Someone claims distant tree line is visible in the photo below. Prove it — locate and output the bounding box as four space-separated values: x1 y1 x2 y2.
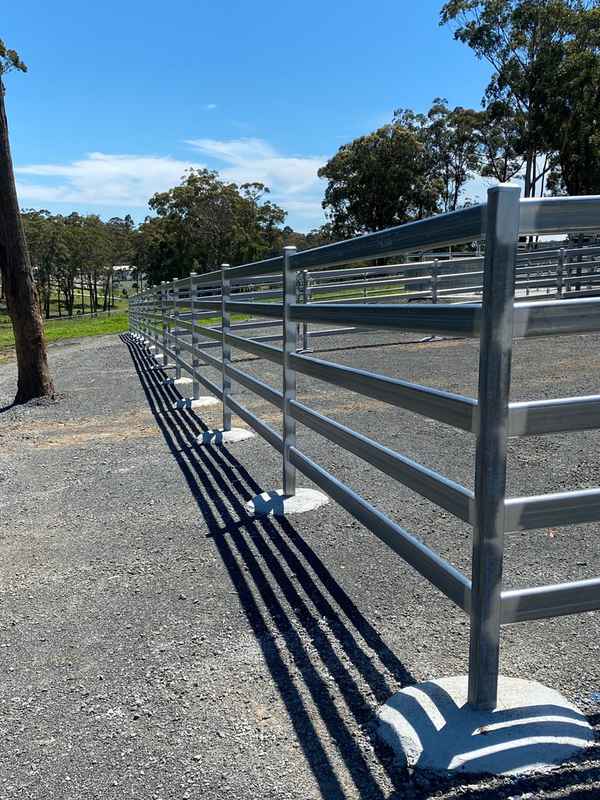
135 171 331 287
12 211 136 318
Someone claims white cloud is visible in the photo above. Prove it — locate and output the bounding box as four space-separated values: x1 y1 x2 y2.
15 139 329 230
204 103 217 110
186 137 327 209
16 152 202 208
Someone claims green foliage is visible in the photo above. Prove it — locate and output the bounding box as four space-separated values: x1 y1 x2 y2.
318 119 442 236
440 0 600 196
21 210 136 317
0 39 27 77
138 169 290 284
421 99 481 211
319 99 483 236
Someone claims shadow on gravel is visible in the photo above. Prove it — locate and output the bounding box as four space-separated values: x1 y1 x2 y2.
122 334 600 800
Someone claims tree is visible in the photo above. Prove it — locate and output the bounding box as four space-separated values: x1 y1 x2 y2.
421 98 481 211
140 169 288 284
0 39 54 403
475 100 525 183
545 6 600 194
22 210 70 318
318 121 442 236
440 0 586 197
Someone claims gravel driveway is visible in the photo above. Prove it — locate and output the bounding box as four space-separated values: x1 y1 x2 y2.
0 330 598 799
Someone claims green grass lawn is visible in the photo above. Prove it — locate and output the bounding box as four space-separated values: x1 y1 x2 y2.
0 308 129 361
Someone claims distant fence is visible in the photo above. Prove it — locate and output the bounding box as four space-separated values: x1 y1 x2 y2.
129 188 600 711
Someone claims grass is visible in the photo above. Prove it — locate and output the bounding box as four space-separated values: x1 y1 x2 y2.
0 307 129 361
0 282 406 365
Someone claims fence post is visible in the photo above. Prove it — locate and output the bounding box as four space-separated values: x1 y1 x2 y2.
302 269 311 351
173 284 181 379
221 264 232 432
557 248 565 298
160 281 168 366
468 184 520 711
431 258 439 304
190 273 199 397
283 246 298 497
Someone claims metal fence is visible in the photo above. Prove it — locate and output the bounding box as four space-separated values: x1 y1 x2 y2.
129 187 600 711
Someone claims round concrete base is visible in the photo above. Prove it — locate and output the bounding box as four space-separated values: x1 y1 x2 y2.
161 377 193 388
246 488 329 517
197 428 255 445
172 397 220 410
377 675 593 776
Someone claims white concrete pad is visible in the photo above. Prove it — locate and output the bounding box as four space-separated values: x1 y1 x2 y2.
161 377 193 388
172 397 220 410
197 428 255 445
246 488 329 517
377 675 594 776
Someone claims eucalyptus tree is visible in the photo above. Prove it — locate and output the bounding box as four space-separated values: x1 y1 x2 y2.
318 120 442 236
440 0 591 197
0 39 54 402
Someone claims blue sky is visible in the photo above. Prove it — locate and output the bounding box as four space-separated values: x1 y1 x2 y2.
4 0 493 231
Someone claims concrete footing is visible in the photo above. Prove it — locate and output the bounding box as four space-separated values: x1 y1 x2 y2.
246 488 329 517
172 397 220 410
197 428 255 445
377 675 594 776
161 377 193 388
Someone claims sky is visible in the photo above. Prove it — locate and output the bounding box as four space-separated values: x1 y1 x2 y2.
4 0 493 232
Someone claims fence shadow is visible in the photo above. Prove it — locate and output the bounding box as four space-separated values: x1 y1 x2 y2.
122 333 415 799
121 334 600 800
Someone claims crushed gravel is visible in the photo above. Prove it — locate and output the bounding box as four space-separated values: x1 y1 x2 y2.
0 329 598 800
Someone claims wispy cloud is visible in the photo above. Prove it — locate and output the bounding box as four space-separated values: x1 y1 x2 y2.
15 138 329 229
204 103 217 110
16 152 201 208
187 137 327 221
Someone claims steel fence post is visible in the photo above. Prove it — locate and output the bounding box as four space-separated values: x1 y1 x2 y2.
283 246 298 497
173 284 181 380
160 281 168 366
557 248 565 298
190 273 199 398
431 258 439 304
468 184 520 711
221 264 232 432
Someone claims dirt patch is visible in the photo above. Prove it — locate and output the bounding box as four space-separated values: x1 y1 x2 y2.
1 407 159 450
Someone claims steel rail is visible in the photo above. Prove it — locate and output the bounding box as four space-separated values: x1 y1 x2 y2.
290 205 484 271
501 577 600 623
508 395 600 436
289 399 473 521
224 332 283 365
226 396 283 452
225 301 285 318
504 487 600 532
289 447 472 611
289 352 477 431
289 303 481 336
519 195 600 235
224 363 283 409
513 298 600 337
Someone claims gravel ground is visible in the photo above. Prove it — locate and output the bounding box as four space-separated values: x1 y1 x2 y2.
0 329 599 800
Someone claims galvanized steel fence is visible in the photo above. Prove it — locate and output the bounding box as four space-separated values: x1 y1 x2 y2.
129 187 600 711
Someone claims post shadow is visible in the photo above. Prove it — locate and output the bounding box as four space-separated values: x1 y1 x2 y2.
121 334 600 799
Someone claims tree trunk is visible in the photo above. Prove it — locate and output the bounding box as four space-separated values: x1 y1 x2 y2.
0 79 54 403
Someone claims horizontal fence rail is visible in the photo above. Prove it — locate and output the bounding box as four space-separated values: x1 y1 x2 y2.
129 188 600 712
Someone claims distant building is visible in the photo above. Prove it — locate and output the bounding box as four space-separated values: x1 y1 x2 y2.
112 266 146 293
